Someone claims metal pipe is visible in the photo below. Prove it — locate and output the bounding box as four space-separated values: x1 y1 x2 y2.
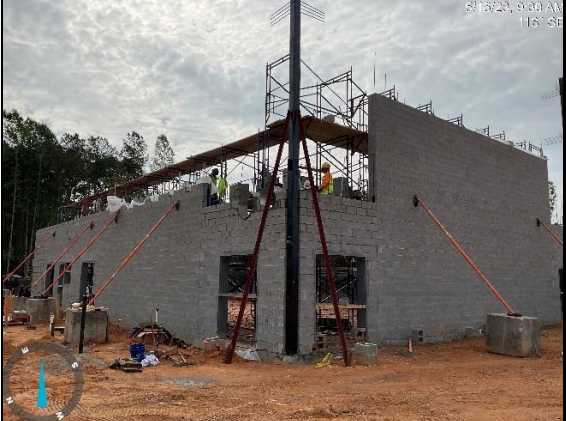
89 201 180 306
537 218 564 247
3 231 55 284
414 196 516 316
31 222 94 291
78 295 88 354
225 113 290 365
300 120 351 367
285 0 302 356
42 213 119 296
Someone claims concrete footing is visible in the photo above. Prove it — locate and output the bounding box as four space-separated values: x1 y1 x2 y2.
26 298 58 324
354 343 379 366
485 314 541 358
64 309 109 346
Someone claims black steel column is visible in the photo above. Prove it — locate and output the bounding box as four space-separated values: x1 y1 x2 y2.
78 294 88 354
285 0 301 355
560 77 563 130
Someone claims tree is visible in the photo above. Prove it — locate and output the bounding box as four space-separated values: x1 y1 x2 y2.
151 134 175 171
549 181 558 214
120 132 148 180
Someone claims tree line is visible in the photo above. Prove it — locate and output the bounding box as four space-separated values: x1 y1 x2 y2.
2 109 175 276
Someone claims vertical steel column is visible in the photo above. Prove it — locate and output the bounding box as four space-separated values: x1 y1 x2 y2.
78 295 88 354
285 0 302 355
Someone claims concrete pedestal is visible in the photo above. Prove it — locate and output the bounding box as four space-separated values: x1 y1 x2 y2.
26 298 58 324
11 297 28 312
486 314 541 358
64 309 109 346
354 343 379 366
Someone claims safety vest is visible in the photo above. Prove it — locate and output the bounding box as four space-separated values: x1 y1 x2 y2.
218 178 228 198
320 173 334 195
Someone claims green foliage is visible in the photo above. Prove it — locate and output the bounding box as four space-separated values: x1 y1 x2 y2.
151 134 175 171
121 131 148 181
549 181 558 214
1 109 174 276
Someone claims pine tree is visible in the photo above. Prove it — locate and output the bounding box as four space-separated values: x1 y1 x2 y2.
121 131 148 179
151 134 175 171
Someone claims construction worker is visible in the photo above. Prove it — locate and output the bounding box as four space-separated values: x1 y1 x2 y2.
209 168 228 202
317 162 334 195
210 168 220 186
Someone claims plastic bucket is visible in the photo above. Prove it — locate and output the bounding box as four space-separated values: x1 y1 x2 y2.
129 343 146 362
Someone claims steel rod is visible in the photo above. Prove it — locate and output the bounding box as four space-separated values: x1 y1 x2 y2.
299 117 350 367
31 222 94 291
225 113 290 364
414 196 516 315
537 219 564 247
42 213 119 296
89 201 180 306
3 231 55 284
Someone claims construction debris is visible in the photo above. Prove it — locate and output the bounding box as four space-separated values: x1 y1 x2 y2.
130 324 189 349
315 353 334 368
235 347 261 362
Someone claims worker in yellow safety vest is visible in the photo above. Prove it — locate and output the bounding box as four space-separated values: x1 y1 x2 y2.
210 168 228 201
317 162 334 195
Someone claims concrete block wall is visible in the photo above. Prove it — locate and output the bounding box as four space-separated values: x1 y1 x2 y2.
33 184 287 351
298 192 379 354
368 93 563 343
31 95 563 354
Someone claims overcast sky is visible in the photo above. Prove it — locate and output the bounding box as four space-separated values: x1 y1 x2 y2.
2 0 564 198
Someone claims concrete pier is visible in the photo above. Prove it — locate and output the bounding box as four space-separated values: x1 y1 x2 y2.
64 308 109 346
486 314 541 358
26 298 58 324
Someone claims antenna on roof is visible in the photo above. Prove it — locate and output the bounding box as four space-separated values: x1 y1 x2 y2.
271 1 325 26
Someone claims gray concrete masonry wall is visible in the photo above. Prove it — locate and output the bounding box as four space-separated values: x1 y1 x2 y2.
33 184 287 353
32 95 563 354
367 93 563 343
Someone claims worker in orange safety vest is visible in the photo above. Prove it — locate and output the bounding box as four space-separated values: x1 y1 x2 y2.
317 162 334 195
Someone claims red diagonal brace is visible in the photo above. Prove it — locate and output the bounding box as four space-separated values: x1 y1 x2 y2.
31 222 94 291
3 231 56 284
537 219 563 247
89 201 180 306
42 212 119 296
414 195 517 316
225 112 290 364
299 113 350 367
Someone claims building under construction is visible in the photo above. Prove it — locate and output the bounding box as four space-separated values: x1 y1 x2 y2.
28 89 563 357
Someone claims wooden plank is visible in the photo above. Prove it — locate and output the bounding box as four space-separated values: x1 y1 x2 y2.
316 304 367 310
218 293 258 299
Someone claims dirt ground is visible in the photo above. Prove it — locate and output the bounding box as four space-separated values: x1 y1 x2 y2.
2 323 563 421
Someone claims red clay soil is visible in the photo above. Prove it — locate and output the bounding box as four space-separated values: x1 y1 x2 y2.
2 324 563 421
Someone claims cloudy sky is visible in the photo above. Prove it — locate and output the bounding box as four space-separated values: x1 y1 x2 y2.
2 0 564 196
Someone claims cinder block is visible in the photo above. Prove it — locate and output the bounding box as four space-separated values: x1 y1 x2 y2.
485 314 541 358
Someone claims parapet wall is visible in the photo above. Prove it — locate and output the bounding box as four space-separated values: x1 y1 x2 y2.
367 93 563 342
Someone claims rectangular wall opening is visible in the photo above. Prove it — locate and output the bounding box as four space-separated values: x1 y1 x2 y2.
44 264 55 297
56 264 68 308
218 255 257 345
315 255 368 351
79 262 95 301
